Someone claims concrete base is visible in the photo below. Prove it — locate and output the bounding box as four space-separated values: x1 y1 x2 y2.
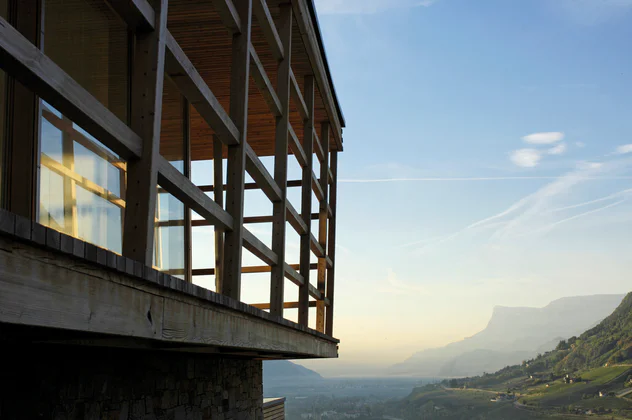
0 343 263 420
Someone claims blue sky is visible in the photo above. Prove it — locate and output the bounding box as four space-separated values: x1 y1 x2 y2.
292 0 632 376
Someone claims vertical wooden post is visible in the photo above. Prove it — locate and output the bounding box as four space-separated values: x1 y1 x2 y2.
6 0 39 220
316 122 330 332
270 3 293 317
325 149 338 337
298 75 314 326
221 0 252 300
213 135 224 293
183 99 192 282
122 0 169 266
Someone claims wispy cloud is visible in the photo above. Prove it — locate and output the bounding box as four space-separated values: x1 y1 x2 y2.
315 0 436 15
547 143 567 156
405 157 632 254
522 132 564 145
615 144 632 155
526 199 628 237
510 148 542 167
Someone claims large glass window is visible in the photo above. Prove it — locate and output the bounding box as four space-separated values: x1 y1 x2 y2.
39 102 125 252
38 0 129 252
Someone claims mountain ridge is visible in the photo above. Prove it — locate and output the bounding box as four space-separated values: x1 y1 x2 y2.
392 294 625 377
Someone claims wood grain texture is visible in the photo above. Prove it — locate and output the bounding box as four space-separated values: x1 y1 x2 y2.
123 0 169 265
298 75 315 326
221 0 253 301
270 3 293 317
0 235 337 357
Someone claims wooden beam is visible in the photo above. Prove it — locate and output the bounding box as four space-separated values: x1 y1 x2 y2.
290 69 308 121
317 122 330 333
288 123 307 168
6 0 39 221
286 201 307 235
107 0 155 32
221 0 253 301
164 31 240 146
252 301 316 310
310 234 324 258
213 136 224 293
311 170 324 202
245 143 282 202
299 75 315 327
0 236 338 358
325 150 338 337
211 0 242 34
313 129 325 163
292 0 344 149
243 228 277 266
284 263 303 287
183 100 193 283
0 15 142 160
122 0 168 265
249 44 282 117
270 3 293 317
157 157 233 231
252 0 284 61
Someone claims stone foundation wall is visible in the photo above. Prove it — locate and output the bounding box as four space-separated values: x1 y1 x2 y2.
0 344 263 420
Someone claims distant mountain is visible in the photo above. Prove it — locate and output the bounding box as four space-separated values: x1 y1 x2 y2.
263 360 323 383
557 292 632 370
392 294 625 377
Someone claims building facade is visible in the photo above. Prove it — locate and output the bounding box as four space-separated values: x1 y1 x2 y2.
0 0 344 418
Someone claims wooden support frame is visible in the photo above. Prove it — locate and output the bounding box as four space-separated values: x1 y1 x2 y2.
325 151 339 336
290 69 309 121
249 44 282 117
122 0 169 265
252 0 284 61
269 3 293 317
0 0 343 342
316 122 330 333
298 75 315 326
165 31 240 146
211 0 242 35
288 123 307 168
221 0 253 301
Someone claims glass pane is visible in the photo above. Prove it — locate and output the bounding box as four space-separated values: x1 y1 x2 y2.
154 188 185 279
38 102 125 253
44 0 129 122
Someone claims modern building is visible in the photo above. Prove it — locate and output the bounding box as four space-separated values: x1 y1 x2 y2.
0 0 344 418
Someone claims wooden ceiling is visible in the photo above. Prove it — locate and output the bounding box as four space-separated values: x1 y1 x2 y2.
161 0 337 162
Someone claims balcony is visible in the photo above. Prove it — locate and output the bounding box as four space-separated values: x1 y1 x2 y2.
0 0 343 359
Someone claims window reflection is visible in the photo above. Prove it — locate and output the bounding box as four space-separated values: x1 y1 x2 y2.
38 102 125 253
154 188 185 279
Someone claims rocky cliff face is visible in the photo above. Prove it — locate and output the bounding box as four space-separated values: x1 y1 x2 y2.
391 294 625 377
